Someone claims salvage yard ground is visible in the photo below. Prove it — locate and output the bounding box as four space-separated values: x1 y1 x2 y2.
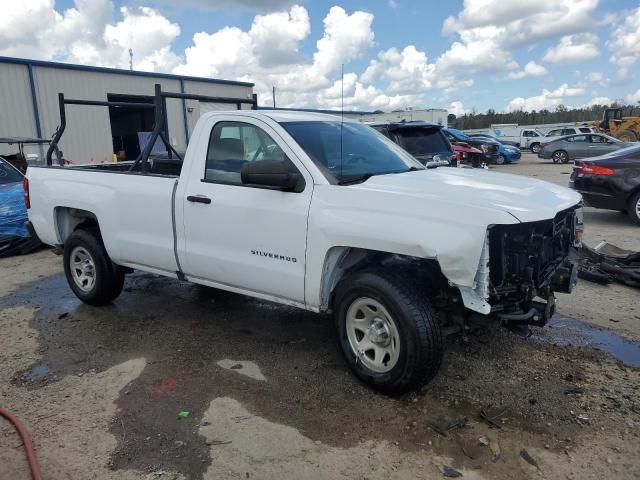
1 152 639 480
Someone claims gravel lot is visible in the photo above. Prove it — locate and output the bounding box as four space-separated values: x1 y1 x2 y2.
1 153 639 480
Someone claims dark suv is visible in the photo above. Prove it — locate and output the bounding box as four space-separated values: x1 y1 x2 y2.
443 128 500 165
369 122 455 166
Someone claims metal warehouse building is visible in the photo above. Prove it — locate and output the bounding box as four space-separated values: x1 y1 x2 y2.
0 56 255 164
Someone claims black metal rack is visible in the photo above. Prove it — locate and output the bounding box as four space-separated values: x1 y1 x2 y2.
46 83 258 172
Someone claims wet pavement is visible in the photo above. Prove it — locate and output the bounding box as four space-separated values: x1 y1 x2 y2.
3 267 639 479
536 315 640 367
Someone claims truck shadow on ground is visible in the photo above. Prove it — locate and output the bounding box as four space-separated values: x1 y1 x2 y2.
3 272 639 479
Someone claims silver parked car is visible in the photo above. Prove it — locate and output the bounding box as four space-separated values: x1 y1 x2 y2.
538 133 630 164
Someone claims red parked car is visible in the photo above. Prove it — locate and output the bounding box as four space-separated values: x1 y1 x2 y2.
452 143 483 167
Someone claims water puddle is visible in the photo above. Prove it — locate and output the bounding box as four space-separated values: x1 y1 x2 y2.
29 362 50 380
534 315 640 367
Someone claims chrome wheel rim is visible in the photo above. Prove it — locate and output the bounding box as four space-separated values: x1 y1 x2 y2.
70 246 96 292
553 151 566 163
532 144 539 153
636 197 640 220
345 297 400 373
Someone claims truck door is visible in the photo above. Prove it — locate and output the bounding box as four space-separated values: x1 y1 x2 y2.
179 116 312 305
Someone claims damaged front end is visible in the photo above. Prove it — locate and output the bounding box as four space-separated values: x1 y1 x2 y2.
471 206 582 326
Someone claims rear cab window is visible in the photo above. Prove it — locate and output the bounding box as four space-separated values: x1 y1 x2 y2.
393 128 451 156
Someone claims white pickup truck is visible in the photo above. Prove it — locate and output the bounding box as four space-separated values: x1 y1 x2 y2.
26 107 583 394
492 127 546 153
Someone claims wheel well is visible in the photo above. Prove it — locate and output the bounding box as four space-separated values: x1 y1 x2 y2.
320 247 449 312
627 185 640 205
54 207 100 244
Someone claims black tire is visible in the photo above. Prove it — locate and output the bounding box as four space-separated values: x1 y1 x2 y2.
552 150 568 164
530 143 540 154
496 154 506 165
63 229 124 305
616 129 638 143
628 191 640 226
333 269 443 396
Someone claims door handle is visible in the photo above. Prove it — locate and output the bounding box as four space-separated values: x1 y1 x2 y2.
187 195 211 204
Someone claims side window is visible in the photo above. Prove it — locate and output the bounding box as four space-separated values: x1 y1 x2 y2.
548 129 561 136
562 129 574 135
567 135 588 143
204 121 289 185
579 127 591 133
523 131 531 137
590 135 606 143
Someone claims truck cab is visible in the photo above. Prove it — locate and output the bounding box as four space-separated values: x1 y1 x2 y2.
26 86 583 395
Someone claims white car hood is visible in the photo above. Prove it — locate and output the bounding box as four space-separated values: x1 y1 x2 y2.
352 167 582 223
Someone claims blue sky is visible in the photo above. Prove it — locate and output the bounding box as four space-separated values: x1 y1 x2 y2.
5 1 640 113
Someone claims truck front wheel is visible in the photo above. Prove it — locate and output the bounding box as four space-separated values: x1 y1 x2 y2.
63 229 124 306
333 270 443 395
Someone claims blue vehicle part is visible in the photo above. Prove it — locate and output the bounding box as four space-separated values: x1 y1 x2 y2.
0 182 29 241
498 144 522 163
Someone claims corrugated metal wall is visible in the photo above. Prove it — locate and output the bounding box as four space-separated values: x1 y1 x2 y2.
0 59 254 164
183 80 254 136
33 68 186 164
0 63 38 156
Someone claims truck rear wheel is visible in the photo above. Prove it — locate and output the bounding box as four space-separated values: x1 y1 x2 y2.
530 143 540 154
63 229 124 306
333 270 443 395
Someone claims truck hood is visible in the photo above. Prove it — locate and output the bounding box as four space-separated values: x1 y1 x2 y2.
351 168 581 223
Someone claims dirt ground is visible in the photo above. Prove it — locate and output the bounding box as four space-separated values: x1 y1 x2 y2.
1 153 639 480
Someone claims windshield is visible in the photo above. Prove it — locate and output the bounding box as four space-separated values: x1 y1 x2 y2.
281 121 424 183
0 158 23 185
394 128 450 157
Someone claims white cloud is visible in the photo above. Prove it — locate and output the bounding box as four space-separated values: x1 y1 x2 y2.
248 6 310 67
0 0 180 71
587 96 612 106
543 34 599 63
607 6 640 68
448 101 466 116
312 7 374 77
435 0 600 83
586 71 604 83
153 0 298 11
506 83 586 111
507 61 549 79
361 46 436 94
443 0 599 46
628 90 640 104
175 5 408 110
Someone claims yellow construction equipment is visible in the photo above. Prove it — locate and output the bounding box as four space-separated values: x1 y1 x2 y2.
596 108 640 142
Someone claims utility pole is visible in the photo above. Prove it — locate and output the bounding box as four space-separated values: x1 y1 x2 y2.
129 48 133 71
272 86 276 108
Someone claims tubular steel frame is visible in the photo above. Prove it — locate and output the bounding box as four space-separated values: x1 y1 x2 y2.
46 83 258 171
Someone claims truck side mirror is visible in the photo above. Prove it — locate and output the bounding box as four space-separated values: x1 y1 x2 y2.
241 160 304 192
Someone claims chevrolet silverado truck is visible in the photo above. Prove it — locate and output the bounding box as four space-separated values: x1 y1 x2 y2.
26 88 583 395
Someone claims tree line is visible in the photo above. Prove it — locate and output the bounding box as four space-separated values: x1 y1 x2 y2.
448 102 639 130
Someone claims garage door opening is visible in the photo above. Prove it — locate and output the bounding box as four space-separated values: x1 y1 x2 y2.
107 94 162 161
